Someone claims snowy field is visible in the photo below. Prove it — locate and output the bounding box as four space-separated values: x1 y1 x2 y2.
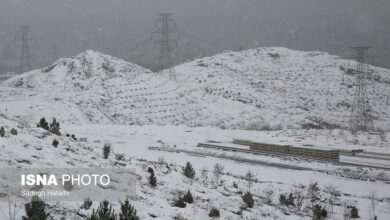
0 47 390 219
0 119 389 219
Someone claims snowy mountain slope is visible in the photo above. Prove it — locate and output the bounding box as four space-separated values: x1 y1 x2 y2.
0 50 262 128
1 47 390 130
170 47 390 130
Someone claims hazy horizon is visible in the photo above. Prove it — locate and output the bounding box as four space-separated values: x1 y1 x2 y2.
0 0 389 71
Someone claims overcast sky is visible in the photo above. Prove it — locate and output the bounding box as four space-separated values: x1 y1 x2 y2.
0 0 389 70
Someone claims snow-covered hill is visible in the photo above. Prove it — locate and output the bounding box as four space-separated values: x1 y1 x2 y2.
0 50 261 128
1 47 390 130
169 47 390 130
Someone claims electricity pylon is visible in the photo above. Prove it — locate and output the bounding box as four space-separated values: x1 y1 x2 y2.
151 13 180 78
349 46 374 132
16 26 32 74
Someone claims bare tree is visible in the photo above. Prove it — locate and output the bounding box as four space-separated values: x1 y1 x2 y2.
200 166 208 182
262 187 274 203
325 184 340 215
343 203 351 220
294 184 305 211
0 194 17 220
245 169 255 192
213 163 224 186
368 192 377 220
307 182 320 208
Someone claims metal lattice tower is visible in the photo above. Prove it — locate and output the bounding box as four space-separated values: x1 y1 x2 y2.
16 26 33 74
151 13 180 76
349 46 374 132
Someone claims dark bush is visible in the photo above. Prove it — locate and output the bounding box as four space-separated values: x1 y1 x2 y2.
119 199 139 220
89 200 116 220
37 118 49 130
350 205 359 218
182 190 193 204
183 161 195 179
10 128 17 135
208 207 220 217
312 204 327 220
0 126 5 137
49 118 61 135
52 139 59 148
173 196 186 208
81 198 92 210
147 167 154 174
22 197 50 220
242 191 254 208
279 193 294 206
103 143 111 159
148 171 157 187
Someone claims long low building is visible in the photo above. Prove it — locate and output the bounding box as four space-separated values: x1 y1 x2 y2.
233 139 340 162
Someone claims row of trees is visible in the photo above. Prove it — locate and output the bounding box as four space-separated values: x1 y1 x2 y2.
20 197 139 220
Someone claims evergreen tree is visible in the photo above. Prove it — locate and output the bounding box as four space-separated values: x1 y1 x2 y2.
148 171 157 187
350 206 359 218
49 118 61 135
242 191 254 208
103 143 111 159
52 139 59 148
22 197 50 220
182 190 193 204
119 200 139 220
0 126 5 137
183 161 195 179
208 207 220 217
89 200 116 220
37 118 49 131
173 196 186 208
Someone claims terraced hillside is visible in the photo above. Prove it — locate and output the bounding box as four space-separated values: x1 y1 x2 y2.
0 50 261 128
170 47 390 130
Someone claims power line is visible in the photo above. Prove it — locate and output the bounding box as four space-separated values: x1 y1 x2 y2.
151 13 180 77
349 46 374 132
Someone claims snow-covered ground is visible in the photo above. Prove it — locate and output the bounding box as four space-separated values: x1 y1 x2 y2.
0 47 390 219
0 120 389 219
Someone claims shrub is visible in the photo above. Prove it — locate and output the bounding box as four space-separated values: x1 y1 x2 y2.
233 182 238 189
279 193 294 206
183 162 195 179
182 190 193 204
242 191 254 208
49 118 61 135
312 204 327 220
208 207 220 217
173 196 186 208
103 143 111 159
213 163 224 186
22 197 50 220
37 118 49 130
52 139 59 148
119 199 139 220
148 171 157 187
350 205 359 218
0 126 5 137
81 198 93 210
10 128 17 135
147 167 154 174
90 200 116 220
63 180 74 192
